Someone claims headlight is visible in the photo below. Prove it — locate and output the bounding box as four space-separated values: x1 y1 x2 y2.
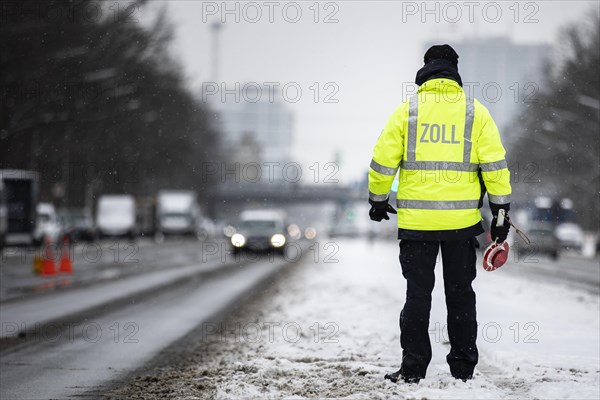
223 225 236 237
271 233 286 247
304 227 317 240
231 233 246 247
287 224 302 240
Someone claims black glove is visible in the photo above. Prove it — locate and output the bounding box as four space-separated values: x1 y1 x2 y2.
490 202 510 242
369 198 397 222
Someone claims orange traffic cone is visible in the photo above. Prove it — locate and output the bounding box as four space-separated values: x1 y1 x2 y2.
59 236 73 274
41 237 57 276
33 251 43 275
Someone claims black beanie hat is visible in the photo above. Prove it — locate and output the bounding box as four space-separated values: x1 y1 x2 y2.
415 44 463 86
423 44 459 66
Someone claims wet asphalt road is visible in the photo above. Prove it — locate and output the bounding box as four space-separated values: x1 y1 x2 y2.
0 243 297 399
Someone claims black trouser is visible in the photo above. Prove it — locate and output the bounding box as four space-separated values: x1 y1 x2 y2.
398 238 478 380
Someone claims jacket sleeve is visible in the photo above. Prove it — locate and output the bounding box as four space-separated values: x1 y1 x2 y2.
368 105 405 202
474 102 512 207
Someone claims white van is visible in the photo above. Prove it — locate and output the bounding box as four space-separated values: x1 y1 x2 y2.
96 195 137 239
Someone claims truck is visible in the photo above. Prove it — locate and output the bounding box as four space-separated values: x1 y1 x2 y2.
0 170 39 248
96 194 137 239
0 179 5 249
155 190 200 238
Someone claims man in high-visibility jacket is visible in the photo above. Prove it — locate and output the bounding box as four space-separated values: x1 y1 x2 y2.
368 44 511 384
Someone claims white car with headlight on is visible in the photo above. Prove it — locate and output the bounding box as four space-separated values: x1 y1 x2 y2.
231 210 288 256
555 222 584 253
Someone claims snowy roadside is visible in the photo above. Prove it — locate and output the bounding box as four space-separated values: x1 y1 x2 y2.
107 238 600 399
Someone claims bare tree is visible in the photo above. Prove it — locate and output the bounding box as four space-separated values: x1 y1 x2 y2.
509 11 600 229
1 0 219 207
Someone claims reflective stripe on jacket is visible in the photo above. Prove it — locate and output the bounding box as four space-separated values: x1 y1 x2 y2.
368 78 511 231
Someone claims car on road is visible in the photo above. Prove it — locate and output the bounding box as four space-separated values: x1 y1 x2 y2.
230 210 288 256
34 203 63 244
516 221 559 261
155 190 201 238
96 195 137 239
60 208 97 242
196 215 217 241
555 222 584 253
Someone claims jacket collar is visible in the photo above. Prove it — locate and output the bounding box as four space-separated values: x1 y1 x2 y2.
418 78 464 94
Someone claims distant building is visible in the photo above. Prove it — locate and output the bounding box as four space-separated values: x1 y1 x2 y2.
208 83 294 168
427 37 550 139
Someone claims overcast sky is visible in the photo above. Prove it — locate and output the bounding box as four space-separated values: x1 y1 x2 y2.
142 1 598 184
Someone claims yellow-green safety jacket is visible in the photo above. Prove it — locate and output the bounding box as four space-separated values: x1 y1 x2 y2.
368 78 511 234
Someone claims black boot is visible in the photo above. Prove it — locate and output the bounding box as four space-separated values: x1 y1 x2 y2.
384 368 421 384
451 370 473 382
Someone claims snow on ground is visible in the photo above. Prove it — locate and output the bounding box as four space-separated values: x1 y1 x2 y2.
108 238 600 399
